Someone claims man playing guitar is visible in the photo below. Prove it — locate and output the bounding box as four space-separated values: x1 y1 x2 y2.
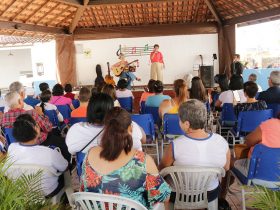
111 53 141 90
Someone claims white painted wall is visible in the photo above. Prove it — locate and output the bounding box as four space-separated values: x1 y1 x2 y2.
75 34 219 86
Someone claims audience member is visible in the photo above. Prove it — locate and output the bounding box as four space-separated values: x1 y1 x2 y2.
215 75 246 107
71 87 90 118
234 81 267 116
139 79 156 104
37 82 49 98
145 80 171 107
24 87 40 108
50 84 74 110
101 84 120 107
64 83 75 100
94 64 105 88
0 90 5 108
159 99 230 203
66 93 145 155
5 114 68 197
116 79 134 99
80 107 171 209
257 71 280 104
37 90 63 123
159 79 188 118
248 73 262 92
189 76 208 103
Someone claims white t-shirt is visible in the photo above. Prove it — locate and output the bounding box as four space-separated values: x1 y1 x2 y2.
218 90 246 105
0 98 5 107
66 121 143 155
36 102 64 122
4 102 33 113
116 89 134 99
114 99 121 107
172 133 229 190
6 143 68 196
257 84 263 92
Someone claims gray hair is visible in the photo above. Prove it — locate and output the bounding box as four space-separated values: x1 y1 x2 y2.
178 99 207 130
5 91 21 108
9 81 24 94
270 71 280 86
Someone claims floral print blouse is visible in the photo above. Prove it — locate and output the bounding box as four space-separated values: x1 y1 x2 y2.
80 150 171 209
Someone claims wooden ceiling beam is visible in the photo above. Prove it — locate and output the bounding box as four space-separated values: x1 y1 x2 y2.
54 0 83 7
24 1 50 23
12 0 34 21
68 0 89 33
88 0 186 6
46 5 71 25
0 0 17 16
204 0 222 25
0 20 67 34
225 7 280 25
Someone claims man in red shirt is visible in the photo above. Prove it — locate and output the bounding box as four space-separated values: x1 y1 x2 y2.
150 44 165 82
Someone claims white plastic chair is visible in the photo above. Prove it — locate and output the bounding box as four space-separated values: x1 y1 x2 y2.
71 192 148 210
160 166 225 210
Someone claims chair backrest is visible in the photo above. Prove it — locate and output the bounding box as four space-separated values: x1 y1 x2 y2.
163 114 184 136
131 114 155 139
76 152 86 177
72 99 80 109
160 166 225 209
267 103 280 118
70 117 87 125
144 106 160 124
247 144 280 186
118 97 133 112
4 127 16 145
237 109 273 134
57 105 71 121
221 103 237 124
140 101 146 114
45 110 59 127
0 106 5 112
71 192 147 210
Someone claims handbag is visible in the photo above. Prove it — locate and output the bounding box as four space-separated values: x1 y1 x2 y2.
79 128 104 153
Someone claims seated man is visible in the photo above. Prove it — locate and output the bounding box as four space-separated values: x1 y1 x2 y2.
5 114 68 197
248 73 262 92
257 71 280 104
71 87 90 118
24 87 40 108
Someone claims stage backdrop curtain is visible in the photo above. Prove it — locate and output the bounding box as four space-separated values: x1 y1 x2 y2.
56 36 77 86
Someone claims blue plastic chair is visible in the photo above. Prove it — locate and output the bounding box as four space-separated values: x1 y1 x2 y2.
227 109 273 147
70 117 87 125
118 97 133 112
57 105 71 122
144 106 160 125
0 107 4 112
267 103 280 118
4 128 16 146
45 110 59 127
231 144 280 209
217 103 237 135
72 99 80 109
76 152 86 177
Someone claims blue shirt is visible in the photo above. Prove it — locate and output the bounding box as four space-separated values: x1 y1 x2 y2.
24 96 40 108
145 94 171 107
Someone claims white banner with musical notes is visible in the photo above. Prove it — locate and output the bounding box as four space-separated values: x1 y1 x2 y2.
117 44 154 57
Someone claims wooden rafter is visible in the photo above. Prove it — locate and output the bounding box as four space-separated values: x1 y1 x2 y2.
11 0 34 21
88 0 185 6
35 3 59 24
68 0 89 33
193 0 201 22
46 5 71 25
204 0 222 25
54 0 82 7
24 0 50 23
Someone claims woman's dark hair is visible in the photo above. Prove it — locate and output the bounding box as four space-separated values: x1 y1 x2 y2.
243 81 258 98
64 83 73 93
218 74 229 92
147 79 156 93
87 93 114 125
101 84 117 101
13 114 38 142
39 90 52 113
229 75 244 91
154 44 159 48
39 82 49 92
189 77 208 102
117 79 128 89
100 107 133 161
52 84 64 96
153 80 164 93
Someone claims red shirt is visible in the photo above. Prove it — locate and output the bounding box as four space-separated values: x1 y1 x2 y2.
0 108 52 144
64 92 75 100
150 51 164 63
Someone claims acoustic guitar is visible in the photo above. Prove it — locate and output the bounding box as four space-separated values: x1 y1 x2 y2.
104 62 115 86
112 59 139 77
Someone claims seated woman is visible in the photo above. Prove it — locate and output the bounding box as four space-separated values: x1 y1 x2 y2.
64 83 75 100
80 107 171 209
101 84 120 107
189 77 208 103
159 99 230 203
234 81 267 116
116 79 134 99
159 79 188 118
50 84 74 110
139 79 156 105
71 87 91 118
6 114 68 197
37 90 64 123
145 80 171 107
66 93 145 155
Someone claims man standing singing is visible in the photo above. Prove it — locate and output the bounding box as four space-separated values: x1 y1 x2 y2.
150 44 165 82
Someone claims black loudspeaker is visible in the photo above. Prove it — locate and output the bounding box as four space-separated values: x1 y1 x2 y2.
199 65 214 88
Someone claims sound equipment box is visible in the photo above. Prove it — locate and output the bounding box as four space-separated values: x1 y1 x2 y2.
199 65 214 88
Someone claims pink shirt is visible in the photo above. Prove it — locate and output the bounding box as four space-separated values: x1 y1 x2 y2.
260 118 280 148
150 51 164 63
50 96 72 106
140 92 155 104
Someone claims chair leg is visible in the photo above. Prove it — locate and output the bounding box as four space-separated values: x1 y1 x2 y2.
208 197 218 210
241 187 246 210
155 139 160 165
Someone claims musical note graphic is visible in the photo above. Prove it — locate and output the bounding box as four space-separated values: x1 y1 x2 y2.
144 44 149 51
117 44 153 57
131 47 136 54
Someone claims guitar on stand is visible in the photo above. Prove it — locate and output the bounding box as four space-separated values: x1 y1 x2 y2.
112 59 139 77
104 62 115 86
